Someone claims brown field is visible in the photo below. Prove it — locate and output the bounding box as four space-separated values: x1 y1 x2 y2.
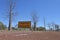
0 31 60 40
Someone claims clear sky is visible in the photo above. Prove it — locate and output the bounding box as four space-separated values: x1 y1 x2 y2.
0 0 60 28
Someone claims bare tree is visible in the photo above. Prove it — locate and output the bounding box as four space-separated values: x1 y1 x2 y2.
43 17 46 29
31 10 39 31
43 17 47 31
51 22 55 31
47 23 51 31
8 0 16 31
55 24 59 31
51 22 60 31
47 22 56 31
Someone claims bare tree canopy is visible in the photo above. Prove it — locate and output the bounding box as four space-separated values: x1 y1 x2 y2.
8 0 16 31
31 10 39 31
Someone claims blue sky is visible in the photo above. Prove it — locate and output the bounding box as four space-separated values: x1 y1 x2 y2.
0 0 60 28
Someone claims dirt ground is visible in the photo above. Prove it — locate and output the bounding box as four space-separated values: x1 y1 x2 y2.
0 31 60 40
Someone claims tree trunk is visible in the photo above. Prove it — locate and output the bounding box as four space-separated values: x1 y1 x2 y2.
8 1 12 31
34 22 36 31
8 12 12 31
